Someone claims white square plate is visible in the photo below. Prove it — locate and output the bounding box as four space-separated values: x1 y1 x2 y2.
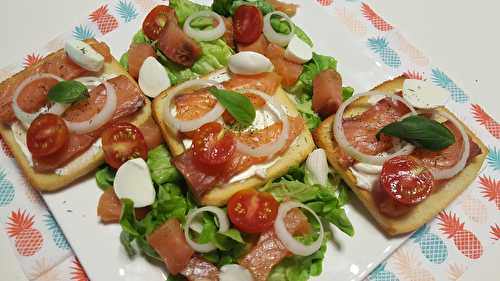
39 1 411 280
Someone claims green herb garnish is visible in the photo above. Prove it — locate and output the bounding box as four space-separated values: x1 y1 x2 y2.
377 115 456 151
47 80 89 104
208 87 256 127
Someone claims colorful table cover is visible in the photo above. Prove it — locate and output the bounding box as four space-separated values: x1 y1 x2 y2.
0 1 498 280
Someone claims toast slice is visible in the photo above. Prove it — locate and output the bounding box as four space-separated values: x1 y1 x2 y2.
313 76 488 236
0 42 152 192
152 69 315 206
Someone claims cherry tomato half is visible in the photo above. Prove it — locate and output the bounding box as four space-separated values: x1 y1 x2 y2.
102 122 148 169
233 5 263 44
227 189 279 233
380 155 434 206
142 5 176 40
192 122 236 168
27 113 69 157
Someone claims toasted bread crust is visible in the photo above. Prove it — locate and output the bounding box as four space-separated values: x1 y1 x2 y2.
0 44 152 192
313 76 488 236
152 69 315 206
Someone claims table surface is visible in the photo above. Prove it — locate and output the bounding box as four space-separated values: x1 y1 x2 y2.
1 0 498 280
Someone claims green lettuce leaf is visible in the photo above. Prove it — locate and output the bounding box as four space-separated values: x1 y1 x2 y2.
147 145 182 185
268 19 313 48
95 165 115 191
295 98 321 130
170 0 210 26
229 0 275 15
132 30 153 45
212 0 234 16
342 86 354 101
192 39 234 75
268 233 329 281
294 25 313 47
260 164 354 236
119 52 129 70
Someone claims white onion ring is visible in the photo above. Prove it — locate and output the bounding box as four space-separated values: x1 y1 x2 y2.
75 76 107 90
183 11 226 42
163 79 224 133
333 91 418 165
64 79 117 134
184 206 230 253
263 11 295 47
12 73 64 127
235 89 289 158
274 201 324 256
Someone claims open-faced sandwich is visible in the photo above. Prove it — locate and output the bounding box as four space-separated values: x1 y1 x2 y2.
0 38 157 191
94 1 356 281
314 77 488 236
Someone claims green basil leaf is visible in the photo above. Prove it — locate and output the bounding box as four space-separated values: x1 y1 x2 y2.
378 115 456 151
208 87 256 127
47 80 89 104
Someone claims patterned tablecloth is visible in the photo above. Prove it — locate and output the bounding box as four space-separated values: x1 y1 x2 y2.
0 1 498 280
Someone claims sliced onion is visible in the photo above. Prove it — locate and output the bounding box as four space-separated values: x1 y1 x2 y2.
183 11 226 42
64 79 117 134
75 76 107 90
333 91 418 165
263 11 295 47
235 89 289 158
184 206 230 253
12 73 63 127
274 201 324 256
163 79 224 133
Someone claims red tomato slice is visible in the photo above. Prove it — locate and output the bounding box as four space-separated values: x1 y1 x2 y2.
227 189 279 233
101 122 148 169
27 113 69 157
380 155 434 205
142 5 176 40
233 5 264 44
192 122 235 170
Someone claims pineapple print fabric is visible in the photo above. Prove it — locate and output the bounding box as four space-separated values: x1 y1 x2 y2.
0 0 498 281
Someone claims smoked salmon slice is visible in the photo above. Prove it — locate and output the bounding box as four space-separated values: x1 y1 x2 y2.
223 17 235 49
0 39 111 125
239 208 310 281
127 43 156 79
33 75 144 172
340 97 410 157
181 255 219 281
158 19 202 67
264 44 303 88
172 117 305 200
174 72 282 135
222 72 282 94
412 120 481 171
312 69 343 118
97 188 149 223
147 218 194 275
337 98 482 177
237 34 269 55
